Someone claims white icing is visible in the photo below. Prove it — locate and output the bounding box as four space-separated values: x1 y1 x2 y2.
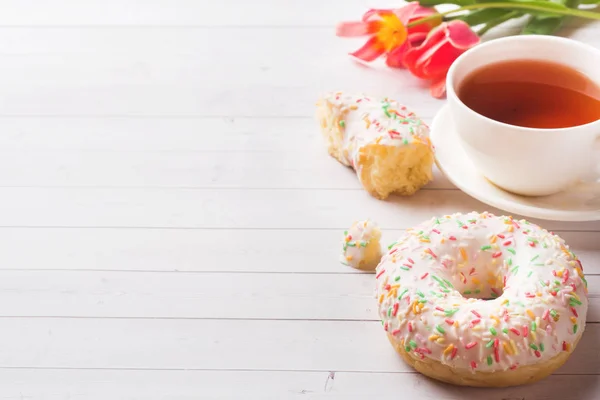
317 92 433 176
375 211 588 372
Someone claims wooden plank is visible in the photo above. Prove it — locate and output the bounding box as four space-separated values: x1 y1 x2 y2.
0 0 400 27
0 117 317 152
0 28 594 117
0 28 436 118
0 116 451 190
0 187 596 231
0 0 591 28
0 150 455 190
323 371 599 398
0 228 597 273
0 271 596 322
0 1 595 398
0 369 595 399
0 318 595 375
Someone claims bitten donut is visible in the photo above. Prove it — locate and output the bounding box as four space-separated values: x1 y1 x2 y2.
340 219 383 271
316 92 434 199
375 211 588 387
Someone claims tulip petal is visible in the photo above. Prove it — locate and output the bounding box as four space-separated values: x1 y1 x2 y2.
430 76 447 99
420 41 461 79
409 15 442 35
350 36 386 62
404 3 441 34
336 20 381 37
385 31 428 68
402 22 480 80
362 8 395 22
446 20 480 49
363 4 439 29
362 9 378 21
410 5 439 20
392 2 422 25
376 14 408 52
408 32 428 47
419 22 479 79
402 27 447 79
385 42 410 68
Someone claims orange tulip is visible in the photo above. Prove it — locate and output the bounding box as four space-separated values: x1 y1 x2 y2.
336 2 440 67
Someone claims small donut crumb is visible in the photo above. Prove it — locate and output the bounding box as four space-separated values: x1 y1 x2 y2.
340 220 383 271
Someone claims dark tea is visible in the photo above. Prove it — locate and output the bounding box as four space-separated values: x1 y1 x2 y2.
457 59 600 129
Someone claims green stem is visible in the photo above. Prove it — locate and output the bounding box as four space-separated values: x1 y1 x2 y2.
407 2 600 27
443 14 466 21
477 11 522 35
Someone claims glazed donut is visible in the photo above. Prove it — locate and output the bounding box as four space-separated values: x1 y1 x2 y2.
375 211 588 387
340 220 383 271
316 92 434 199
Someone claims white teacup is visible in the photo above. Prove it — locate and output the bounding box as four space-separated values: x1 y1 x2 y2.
446 35 600 197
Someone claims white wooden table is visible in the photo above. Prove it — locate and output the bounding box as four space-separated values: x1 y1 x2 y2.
0 1 598 398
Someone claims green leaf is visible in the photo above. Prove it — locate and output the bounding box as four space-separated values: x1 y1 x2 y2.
522 15 565 33
476 0 562 7
579 0 600 3
408 1 600 29
522 0 581 31
417 0 475 6
473 0 568 17
531 12 565 19
456 8 513 25
561 0 584 5
477 10 522 35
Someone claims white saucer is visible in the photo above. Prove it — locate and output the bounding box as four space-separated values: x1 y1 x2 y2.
430 105 600 222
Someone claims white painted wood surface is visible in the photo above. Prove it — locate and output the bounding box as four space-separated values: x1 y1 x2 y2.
0 1 598 398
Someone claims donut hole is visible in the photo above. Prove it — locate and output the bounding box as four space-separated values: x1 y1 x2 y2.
461 284 504 301
457 271 505 301
439 254 507 301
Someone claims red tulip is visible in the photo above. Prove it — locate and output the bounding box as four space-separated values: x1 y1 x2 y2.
336 2 440 68
403 20 480 98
